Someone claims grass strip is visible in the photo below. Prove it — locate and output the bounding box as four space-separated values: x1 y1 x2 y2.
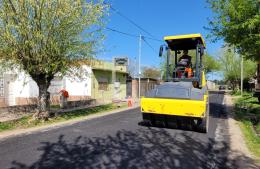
233 93 260 158
238 120 260 157
0 103 127 132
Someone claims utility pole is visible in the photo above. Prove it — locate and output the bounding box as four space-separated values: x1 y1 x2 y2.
138 34 142 98
241 55 243 95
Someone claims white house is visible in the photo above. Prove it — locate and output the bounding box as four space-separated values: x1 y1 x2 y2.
0 66 92 107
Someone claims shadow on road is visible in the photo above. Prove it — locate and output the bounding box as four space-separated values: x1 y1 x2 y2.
9 127 258 169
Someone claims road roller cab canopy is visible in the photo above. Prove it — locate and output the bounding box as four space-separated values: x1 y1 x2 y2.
164 34 206 50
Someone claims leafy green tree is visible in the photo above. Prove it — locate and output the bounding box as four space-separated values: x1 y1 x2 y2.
189 50 220 73
218 46 256 90
0 0 108 118
142 66 161 79
206 0 260 60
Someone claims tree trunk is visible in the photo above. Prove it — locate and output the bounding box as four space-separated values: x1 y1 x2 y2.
33 76 52 120
256 62 260 90
230 81 236 91
38 84 50 111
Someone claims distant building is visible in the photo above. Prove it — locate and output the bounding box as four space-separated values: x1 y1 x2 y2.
206 80 216 90
127 77 159 98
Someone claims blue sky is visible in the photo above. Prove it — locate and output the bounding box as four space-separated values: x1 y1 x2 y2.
98 0 223 72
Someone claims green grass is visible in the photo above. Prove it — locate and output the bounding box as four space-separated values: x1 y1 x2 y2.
233 93 260 158
239 120 260 157
0 103 127 132
231 90 252 97
231 90 242 96
50 104 60 109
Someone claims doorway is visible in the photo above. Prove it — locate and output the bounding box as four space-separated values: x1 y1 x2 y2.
4 74 16 106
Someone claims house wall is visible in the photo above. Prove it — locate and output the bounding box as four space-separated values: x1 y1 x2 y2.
1 66 92 107
64 66 92 100
0 98 6 107
2 72 36 106
16 72 38 98
48 66 92 104
92 70 126 103
0 74 5 107
115 73 127 100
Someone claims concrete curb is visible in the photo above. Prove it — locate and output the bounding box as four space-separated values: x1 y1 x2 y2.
0 105 140 141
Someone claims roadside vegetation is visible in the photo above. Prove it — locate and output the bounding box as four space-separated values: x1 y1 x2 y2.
0 103 127 133
207 0 260 158
233 93 260 158
218 47 256 90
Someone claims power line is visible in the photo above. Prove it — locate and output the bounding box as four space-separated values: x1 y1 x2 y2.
105 27 161 54
142 37 158 54
105 2 157 39
105 27 139 38
143 36 163 43
106 27 163 42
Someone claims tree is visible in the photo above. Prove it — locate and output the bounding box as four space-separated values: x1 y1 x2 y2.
189 50 220 74
127 57 138 78
142 66 161 79
0 0 108 119
218 46 256 90
206 0 260 60
204 53 220 73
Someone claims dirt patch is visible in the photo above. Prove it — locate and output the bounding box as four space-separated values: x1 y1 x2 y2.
0 112 30 122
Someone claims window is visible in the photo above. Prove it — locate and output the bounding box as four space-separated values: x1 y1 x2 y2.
0 75 4 97
97 77 109 91
98 82 108 91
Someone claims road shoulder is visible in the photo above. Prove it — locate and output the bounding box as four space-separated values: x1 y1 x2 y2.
225 94 260 168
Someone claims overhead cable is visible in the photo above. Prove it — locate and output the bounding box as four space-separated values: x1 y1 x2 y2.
105 27 139 38
142 37 158 54
106 27 163 42
104 2 157 39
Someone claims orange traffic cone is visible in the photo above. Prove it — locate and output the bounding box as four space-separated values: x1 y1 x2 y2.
128 96 133 107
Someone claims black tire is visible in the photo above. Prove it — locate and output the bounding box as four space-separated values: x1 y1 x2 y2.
142 113 156 126
163 115 169 127
199 103 209 133
142 113 150 126
150 114 156 126
176 118 182 128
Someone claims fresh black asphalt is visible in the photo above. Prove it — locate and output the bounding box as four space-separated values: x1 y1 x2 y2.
0 93 253 169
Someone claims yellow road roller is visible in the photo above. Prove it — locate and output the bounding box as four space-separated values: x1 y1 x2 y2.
141 34 209 133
